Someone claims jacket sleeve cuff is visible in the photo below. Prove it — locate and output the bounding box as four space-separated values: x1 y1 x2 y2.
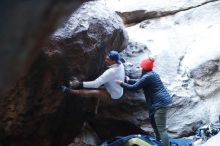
120 82 124 87
79 82 83 88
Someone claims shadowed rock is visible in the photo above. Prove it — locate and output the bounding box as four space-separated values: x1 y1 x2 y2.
0 1 128 146
0 0 89 98
87 115 151 141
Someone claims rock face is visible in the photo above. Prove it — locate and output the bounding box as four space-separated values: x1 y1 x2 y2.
200 133 220 146
103 0 220 137
2 0 220 145
99 0 216 25
44 1 129 82
0 0 89 98
0 1 130 146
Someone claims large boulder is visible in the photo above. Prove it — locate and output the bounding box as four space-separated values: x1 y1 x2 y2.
44 1 129 82
0 1 129 146
0 0 88 98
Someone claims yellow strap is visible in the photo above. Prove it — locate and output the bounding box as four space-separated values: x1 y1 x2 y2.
123 138 151 146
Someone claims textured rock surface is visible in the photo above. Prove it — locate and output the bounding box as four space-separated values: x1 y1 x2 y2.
2 0 220 145
0 0 89 98
100 0 214 12
69 122 100 146
199 133 220 146
120 40 151 78
99 0 217 25
44 1 129 82
103 0 220 137
0 1 130 146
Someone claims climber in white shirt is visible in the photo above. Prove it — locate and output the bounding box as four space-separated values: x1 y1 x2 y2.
61 50 125 113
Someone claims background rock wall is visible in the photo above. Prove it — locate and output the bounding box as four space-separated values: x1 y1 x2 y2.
102 0 220 137
1 0 220 145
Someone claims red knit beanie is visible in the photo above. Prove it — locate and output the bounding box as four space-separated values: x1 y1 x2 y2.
140 58 154 71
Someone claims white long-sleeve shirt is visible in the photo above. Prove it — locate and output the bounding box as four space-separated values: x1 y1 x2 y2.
83 63 125 99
